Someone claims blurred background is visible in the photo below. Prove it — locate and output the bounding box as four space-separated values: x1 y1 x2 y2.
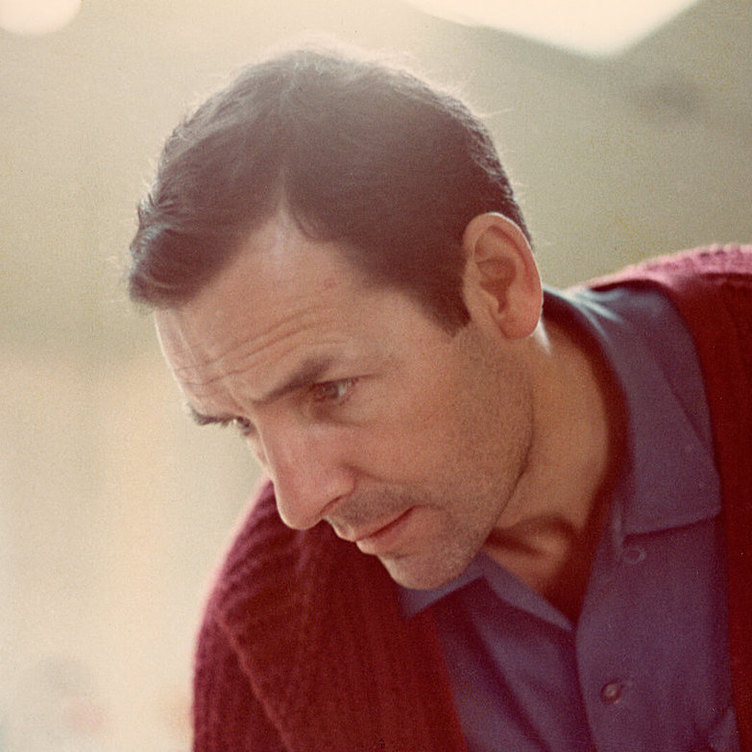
1 0 750 749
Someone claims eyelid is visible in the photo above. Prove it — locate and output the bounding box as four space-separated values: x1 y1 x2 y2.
233 416 257 437
201 376 359 438
214 415 256 438
310 377 358 403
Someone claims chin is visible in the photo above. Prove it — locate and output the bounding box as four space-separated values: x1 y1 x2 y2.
380 552 472 591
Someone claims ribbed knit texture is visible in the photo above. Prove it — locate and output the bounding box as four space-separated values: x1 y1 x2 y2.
194 483 468 751
193 245 751 752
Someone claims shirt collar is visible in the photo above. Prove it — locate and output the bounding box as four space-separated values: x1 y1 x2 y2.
547 285 720 539
400 557 485 618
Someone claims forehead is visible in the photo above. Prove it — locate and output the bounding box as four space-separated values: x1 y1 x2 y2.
154 213 399 404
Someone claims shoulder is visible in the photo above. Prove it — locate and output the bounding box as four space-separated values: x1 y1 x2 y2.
587 244 752 292
585 244 752 348
197 481 403 686
204 480 358 645
191 484 464 749
192 481 380 737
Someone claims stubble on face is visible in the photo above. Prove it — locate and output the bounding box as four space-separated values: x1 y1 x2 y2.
326 324 536 591
325 486 481 589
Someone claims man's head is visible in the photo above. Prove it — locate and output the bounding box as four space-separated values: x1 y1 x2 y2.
133 46 545 589
128 45 530 332
154 208 543 589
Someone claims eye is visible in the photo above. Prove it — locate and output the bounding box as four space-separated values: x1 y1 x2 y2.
310 378 358 404
231 416 256 437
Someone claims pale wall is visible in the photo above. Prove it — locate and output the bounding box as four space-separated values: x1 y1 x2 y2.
1 0 750 748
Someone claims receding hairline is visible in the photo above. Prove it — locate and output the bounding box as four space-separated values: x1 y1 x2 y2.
127 43 528 334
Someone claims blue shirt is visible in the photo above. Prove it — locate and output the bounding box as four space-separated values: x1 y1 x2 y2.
400 286 740 752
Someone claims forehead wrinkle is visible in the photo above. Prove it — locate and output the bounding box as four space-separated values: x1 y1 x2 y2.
169 303 350 399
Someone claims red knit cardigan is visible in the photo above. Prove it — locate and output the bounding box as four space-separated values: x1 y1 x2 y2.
192 245 752 752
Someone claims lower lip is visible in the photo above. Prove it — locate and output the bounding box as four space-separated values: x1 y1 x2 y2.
356 508 415 555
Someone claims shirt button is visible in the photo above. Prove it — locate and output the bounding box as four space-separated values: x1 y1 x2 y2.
622 545 646 564
600 681 625 704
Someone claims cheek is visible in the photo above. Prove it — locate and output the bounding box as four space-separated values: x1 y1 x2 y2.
346 353 480 479
366 406 463 480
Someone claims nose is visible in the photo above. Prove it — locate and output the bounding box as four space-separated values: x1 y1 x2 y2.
258 419 354 530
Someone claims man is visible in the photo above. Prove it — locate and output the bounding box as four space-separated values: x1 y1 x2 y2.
128 46 751 751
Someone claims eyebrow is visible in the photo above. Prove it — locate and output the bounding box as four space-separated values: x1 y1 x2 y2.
186 355 337 427
258 356 336 405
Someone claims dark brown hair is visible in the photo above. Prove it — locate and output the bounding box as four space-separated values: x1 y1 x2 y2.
128 46 530 331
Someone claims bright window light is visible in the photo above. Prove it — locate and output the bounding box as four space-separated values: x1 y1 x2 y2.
0 0 81 36
402 0 699 56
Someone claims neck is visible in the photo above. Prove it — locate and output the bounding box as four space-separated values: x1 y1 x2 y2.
483 317 624 620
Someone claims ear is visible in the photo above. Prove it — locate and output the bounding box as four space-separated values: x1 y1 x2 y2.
462 212 542 339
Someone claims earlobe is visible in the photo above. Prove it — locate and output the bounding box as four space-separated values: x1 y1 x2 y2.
462 213 542 339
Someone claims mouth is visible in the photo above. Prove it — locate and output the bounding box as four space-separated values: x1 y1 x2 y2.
351 508 416 555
